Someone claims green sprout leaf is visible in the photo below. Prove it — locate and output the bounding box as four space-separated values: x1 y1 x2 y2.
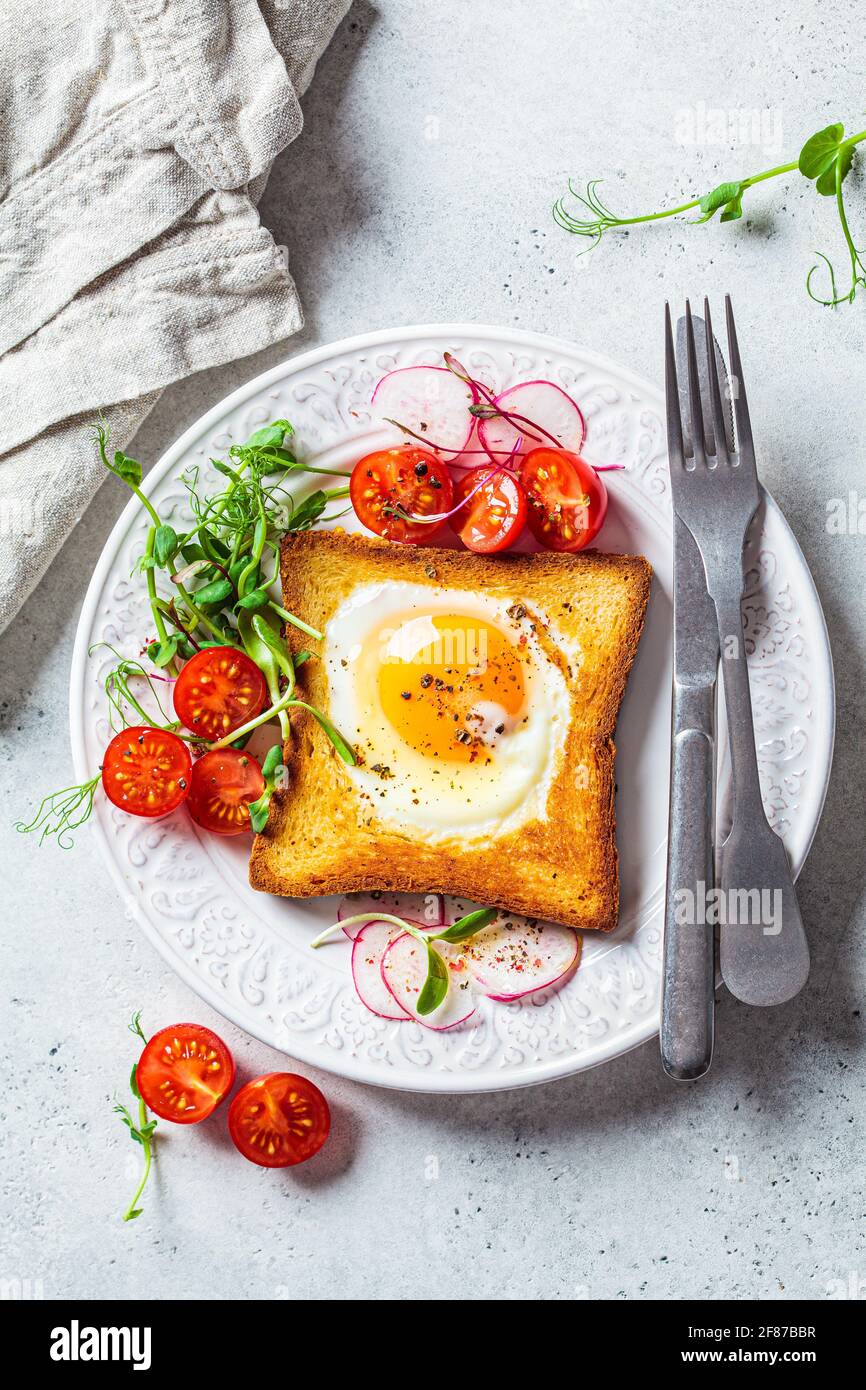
416 942 450 1016
227 421 299 477
435 907 499 944
235 587 269 611
250 613 295 681
110 450 143 487
816 143 854 196
245 419 294 451
199 529 231 563
261 744 285 780
236 608 290 740
286 491 328 532
147 636 179 669
719 189 744 222
248 743 287 833
153 524 179 568
417 908 501 1013
798 123 845 180
194 577 234 607
697 181 744 222
210 458 241 481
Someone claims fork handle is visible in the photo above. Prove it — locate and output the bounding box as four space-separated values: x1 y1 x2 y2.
712 584 767 821
661 716 715 1080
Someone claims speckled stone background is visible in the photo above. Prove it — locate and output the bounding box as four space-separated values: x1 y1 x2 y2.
2 1 864 1301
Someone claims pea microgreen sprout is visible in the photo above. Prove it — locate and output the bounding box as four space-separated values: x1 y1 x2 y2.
19 417 356 845
555 122 866 307
113 1011 157 1223
15 777 101 849
311 907 498 1016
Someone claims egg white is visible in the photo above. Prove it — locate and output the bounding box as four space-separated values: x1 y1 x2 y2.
324 581 571 842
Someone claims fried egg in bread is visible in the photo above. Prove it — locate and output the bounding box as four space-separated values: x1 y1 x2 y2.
250 531 652 933
325 583 571 839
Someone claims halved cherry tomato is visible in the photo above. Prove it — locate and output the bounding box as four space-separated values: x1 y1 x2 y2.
448 465 527 552
228 1072 330 1168
350 446 453 543
186 748 265 836
520 447 608 552
173 646 267 740
101 726 192 818
136 1023 235 1125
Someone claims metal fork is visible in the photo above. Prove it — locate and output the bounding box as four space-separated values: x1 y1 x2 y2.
664 297 810 1007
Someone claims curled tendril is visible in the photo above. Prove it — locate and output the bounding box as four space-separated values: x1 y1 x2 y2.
806 248 866 307
552 179 622 252
90 642 178 735
15 778 100 849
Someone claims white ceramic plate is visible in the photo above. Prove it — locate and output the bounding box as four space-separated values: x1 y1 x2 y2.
70 325 834 1092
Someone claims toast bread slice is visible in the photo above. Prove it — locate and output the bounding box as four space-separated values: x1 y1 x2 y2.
249 530 651 931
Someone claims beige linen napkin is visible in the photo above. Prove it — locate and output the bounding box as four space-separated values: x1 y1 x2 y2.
0 0 351 632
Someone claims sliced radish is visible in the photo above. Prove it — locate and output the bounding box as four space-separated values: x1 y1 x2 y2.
381 933 476 1031
338 892 444 940
462 920 581 1001
478 380 586 460
351 922 411 1021
372 366 475 458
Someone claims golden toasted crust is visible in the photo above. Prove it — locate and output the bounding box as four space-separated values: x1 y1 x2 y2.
249 530 651 931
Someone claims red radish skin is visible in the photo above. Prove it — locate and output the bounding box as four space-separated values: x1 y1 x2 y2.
373 365 475 459
351 922 412 1020
461 921 581 1001
381 933 476 1030
478 380 586 460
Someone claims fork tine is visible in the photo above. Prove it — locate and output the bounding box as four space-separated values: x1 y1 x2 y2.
664 302 685 464
703 298 731 464
684 300 707 465
724 294 754 463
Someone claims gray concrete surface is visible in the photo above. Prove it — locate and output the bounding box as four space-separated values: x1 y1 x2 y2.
2 0 865 1301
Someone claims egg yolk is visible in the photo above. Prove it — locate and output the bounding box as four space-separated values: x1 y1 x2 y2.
378 614 526 763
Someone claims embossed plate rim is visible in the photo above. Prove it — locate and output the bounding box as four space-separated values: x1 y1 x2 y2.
69 323 835 1092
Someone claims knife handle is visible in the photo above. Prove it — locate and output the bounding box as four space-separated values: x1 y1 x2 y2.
661 724 715 1079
